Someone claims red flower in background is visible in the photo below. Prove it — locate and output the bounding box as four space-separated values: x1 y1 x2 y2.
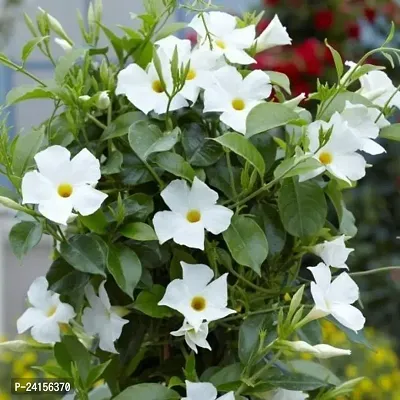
314 9 334 30
295 38 324 76
257 19 270 34
364 7 376 22
264 0 280 6
347 22 361 39
292 80 312 97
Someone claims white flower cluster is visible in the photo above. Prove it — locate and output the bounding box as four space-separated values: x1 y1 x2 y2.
116 11 291 134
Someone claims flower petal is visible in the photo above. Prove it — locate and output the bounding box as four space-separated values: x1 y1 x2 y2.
361 139 386 155
329 272 359 304
70 149 101 185
38 197 74 225
189 177 219 209
116 63 149 95
17 308 46 334
161 179 190 212
229 25 256 49
185 381 218 400
202 205 233 235
218 393 235 400
331 303 366 332
208 11 237 37
158 279 188 309
72 185 107 216
31 320 61 343
331 153 366 182
242 70 272 100
34 146 71 181
224 47 255 65
220 109 249 134
153 211 187 245
308 263 331 289
182 262 214 292
255 15 292 52
53 302 76 323
27 276 51 309
22 171 54 205
98 281 111 310
310 282 329 312
173 220 205 250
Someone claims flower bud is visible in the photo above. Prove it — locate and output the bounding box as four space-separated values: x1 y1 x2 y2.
54 38 72 52
38 7 73 44
96 91 110 110
281 340 351 359
79 95 91 102
255 15 292 53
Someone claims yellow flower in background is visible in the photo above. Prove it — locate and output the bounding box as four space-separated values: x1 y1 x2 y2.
378 374 393 391
12 359 26 376
20 352 37 365
0 351 13 363
21 370 37 381
0 393 10 400
345 364 358 378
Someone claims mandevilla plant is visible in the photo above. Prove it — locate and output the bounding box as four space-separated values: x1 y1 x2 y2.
1 0 400 399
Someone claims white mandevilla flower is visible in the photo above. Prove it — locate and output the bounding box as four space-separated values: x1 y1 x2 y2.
271 389 309 400
255 14 292 53
189 11 256 65
21 146 107 225
82 282 129 353
156 35 222 104
344 61 400 109
17 277 76 344
307 263 365 332
340 101 389 155
203 65 271 134
158 262 235 331
54 38 72 52
115 48 188 115
281 340 351 359
300 112 367 184
313 235 354 269
171 319 211 354
153 177 233 250
183 381 234 400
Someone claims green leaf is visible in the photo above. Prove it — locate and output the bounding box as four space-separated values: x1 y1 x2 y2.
274 156 322 180
120 222 157 241
249 132 277 173
114 384 179 400
99 23 124 62
319 91 374 120
6 85 56 105
12 128 45 177
60 235 107 276
287 360 341 386
265 371 330 391
213 132 265 178
209 363 241 388
108 193 154 221
79 210 108 235
133 284 173 318
182 124 223 167
252 203 286 256
297 319 322 345
170 249 196 281
326 181 357 237
9 221 43 259
129 121 180 161
380 123 400 141
0 187 18 202
55 48 87 84
223 215 268 275
266 71 291 94
325 40 343 80
153 152 196 181
239 315 269 365
278 178 327 237
107 245 142 299
100 112 144 141
54 334 91 381
246 103 298 138
86 360 112 388
121 153 154 186
101 151 123 175
184 352 198 381
155 22 187 40
21 36 49 63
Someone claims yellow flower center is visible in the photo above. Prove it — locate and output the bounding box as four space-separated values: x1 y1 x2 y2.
318 151 333 165
46 305 57 317
57 183 73 198
191 296 207 312
186 69 197 81
215 39 226 49
152 80 164 93
232 98 245 111
186 209 201 223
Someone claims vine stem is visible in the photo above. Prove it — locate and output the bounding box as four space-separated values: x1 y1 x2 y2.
350 266 400 277
86 113 107 130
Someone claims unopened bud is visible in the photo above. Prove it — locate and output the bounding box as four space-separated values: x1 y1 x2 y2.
96 91 110 110
54 38 72 52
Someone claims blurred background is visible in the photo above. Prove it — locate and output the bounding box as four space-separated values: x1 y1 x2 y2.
0 0 400 399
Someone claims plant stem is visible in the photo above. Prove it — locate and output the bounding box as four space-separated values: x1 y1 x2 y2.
86 113 107 130
143 160 164 189
350 266 400 277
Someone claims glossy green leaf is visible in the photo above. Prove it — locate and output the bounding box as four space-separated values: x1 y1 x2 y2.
278 178 327 237
6 85 56 105
129 121 179 161
107 245 142 299
297 319 322 346
100 112 144 141
114 384 179 400
60 235 107 276
380 123 400 141
266 71 291 93
287 360 341 386
21 36 49 63
223 215 269 275
12 128 45 177
86 360 112 388
209 363 241 388
153 152 196 181
108 193 154 221
9 221 43 259
274 156 322 180
120 222 157 241
265 371 330 391
79 210 108 234
133 284 173 318
246 103 298 138
213 132 265 178
325 40 343 80
101 150 123 175
155 22 187 40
